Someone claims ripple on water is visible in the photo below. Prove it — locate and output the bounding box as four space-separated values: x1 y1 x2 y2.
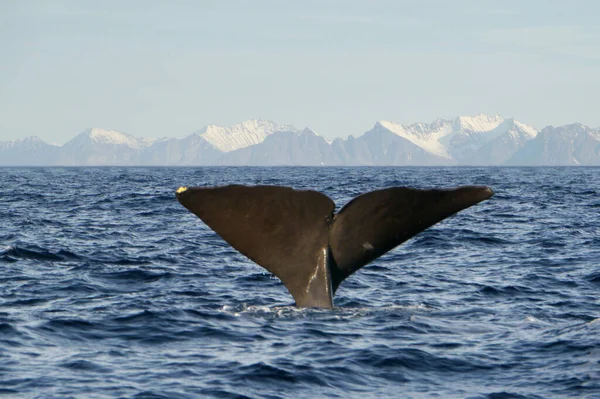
0 167 599 398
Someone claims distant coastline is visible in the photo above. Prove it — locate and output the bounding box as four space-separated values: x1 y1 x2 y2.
1 115 599 166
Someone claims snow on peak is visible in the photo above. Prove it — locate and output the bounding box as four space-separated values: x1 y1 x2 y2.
4 136 39 144
456 113 504 133
67 128 156 149
377 120 452 158
84 128 145 147
376 114 537 159
513 120 538 138
0 136 56 150
198 119 297 152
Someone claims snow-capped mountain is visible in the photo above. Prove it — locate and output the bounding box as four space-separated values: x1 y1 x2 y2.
196 120 298 152
373 114 538 164
0 136 59 165
67 128 155 148
220 129 331 166
58 128 154 165
221 125 456 166
139 120 296 165
217 113 539 166
330 124 454 166
507 123 600 165
0 136 56 151
1 116 598 166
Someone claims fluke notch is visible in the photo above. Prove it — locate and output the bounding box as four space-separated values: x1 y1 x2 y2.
176 185 493 308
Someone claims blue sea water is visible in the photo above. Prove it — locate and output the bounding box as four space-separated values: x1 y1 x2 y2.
0 167 599 399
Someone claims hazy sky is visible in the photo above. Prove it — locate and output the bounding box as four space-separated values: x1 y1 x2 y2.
1 0 599 143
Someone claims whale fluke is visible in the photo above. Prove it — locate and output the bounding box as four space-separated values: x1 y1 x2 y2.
176 185 493 308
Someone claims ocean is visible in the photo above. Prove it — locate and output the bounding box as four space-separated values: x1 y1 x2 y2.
1 167 599 399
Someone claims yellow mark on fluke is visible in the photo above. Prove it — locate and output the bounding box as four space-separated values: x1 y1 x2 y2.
176 186 188 194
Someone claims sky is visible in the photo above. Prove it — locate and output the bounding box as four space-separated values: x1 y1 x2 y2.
1 0 599 144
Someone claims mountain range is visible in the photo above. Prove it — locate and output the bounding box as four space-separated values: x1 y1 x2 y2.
1 115 599 166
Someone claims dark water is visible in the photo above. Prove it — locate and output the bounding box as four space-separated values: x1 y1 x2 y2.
1 167 599 399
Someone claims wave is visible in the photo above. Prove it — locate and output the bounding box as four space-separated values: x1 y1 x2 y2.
0 245 80 262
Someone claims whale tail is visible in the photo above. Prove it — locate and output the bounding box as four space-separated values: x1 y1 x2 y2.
176 184 493 308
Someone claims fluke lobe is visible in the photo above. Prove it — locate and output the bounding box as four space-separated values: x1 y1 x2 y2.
176 185 494 308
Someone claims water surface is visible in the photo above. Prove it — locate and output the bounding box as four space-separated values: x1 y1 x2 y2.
1 167 599 398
